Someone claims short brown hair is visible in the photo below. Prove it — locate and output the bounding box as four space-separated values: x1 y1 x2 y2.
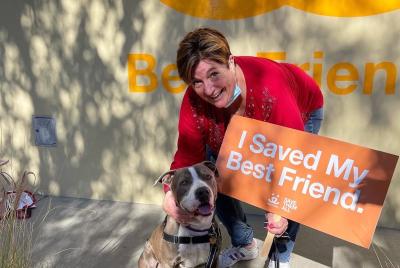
176 27 231 84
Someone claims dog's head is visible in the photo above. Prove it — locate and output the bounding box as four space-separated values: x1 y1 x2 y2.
157 161 219 216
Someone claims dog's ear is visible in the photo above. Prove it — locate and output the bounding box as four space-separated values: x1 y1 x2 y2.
202 161 219 177
153 170 175 186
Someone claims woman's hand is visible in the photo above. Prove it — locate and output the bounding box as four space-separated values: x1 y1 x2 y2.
163 190 194 225
264 212 288 236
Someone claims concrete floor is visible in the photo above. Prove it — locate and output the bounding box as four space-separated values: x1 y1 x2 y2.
28 196 400 268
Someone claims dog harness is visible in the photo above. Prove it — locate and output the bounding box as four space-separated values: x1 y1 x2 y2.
162 217 221 268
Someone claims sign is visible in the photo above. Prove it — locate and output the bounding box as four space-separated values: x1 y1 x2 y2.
216 115 398 248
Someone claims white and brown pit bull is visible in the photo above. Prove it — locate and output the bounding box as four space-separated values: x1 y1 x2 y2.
138 161 221 268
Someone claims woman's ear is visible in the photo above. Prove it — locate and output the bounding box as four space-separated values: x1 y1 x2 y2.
228 55 235 70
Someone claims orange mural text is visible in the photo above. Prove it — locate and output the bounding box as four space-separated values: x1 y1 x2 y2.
128 53 186 93
257 51 397 95
128 52 398 95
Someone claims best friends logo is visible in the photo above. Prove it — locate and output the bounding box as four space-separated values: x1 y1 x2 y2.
160 0 400 19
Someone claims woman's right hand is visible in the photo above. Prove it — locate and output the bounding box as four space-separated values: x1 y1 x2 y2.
163 190 194 225
264 212 288 236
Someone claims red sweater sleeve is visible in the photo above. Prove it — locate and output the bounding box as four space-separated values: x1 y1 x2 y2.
164 89 206 192
281 63 324 116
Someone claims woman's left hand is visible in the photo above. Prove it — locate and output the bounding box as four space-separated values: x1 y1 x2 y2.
264 212 288 236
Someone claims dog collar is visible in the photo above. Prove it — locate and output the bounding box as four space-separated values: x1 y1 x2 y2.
185 225 211 233
162 221 219 244
162 217 221 268
163 231 210 244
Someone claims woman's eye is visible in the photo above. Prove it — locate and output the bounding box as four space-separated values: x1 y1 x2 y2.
209 72 220 82
192 81 203 89
210 72 219 78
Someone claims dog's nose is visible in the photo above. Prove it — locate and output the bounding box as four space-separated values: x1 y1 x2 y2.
195 187 210 203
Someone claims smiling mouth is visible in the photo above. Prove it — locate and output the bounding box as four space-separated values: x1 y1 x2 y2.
210 88 224 100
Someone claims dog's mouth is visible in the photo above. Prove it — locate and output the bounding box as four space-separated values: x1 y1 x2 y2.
194 203 214 217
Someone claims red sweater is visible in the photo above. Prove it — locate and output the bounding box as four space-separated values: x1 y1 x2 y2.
166 56 323 191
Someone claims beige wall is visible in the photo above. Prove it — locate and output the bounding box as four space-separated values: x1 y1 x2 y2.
0 1 399 229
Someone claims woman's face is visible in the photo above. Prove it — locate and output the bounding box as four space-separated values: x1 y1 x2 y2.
191 58 236 108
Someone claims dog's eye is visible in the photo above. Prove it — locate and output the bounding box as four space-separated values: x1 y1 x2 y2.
205 174 212 180
180 180 188 186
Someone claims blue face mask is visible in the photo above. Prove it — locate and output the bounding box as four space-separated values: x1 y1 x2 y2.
225 83 242 108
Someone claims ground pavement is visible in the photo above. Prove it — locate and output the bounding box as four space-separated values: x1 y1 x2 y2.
27 196 400 268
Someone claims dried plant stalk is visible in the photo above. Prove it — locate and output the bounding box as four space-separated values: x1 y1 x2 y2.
0 159 35 268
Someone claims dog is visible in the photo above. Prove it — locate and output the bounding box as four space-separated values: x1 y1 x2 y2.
138 161 221 268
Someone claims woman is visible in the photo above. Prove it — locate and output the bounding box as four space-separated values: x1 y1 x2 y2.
163 27 324 268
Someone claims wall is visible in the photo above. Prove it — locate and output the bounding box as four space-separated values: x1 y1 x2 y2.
0 1 399 229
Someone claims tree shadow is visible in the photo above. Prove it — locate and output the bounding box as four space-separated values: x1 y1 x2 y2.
30 196 164 267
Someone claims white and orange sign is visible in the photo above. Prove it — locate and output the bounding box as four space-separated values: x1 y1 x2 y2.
216 115 398 248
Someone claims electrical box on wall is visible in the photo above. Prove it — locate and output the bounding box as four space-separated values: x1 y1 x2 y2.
32 115 57 147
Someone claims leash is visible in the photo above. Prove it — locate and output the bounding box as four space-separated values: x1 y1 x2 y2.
272 238 280 268
270 232 291 268
205 220 221 268
162 217 221 268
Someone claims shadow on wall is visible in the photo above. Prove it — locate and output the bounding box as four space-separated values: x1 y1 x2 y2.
0 0 182 203
0 0 399 225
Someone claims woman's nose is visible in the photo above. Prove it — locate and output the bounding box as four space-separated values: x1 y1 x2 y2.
203 80 214 96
